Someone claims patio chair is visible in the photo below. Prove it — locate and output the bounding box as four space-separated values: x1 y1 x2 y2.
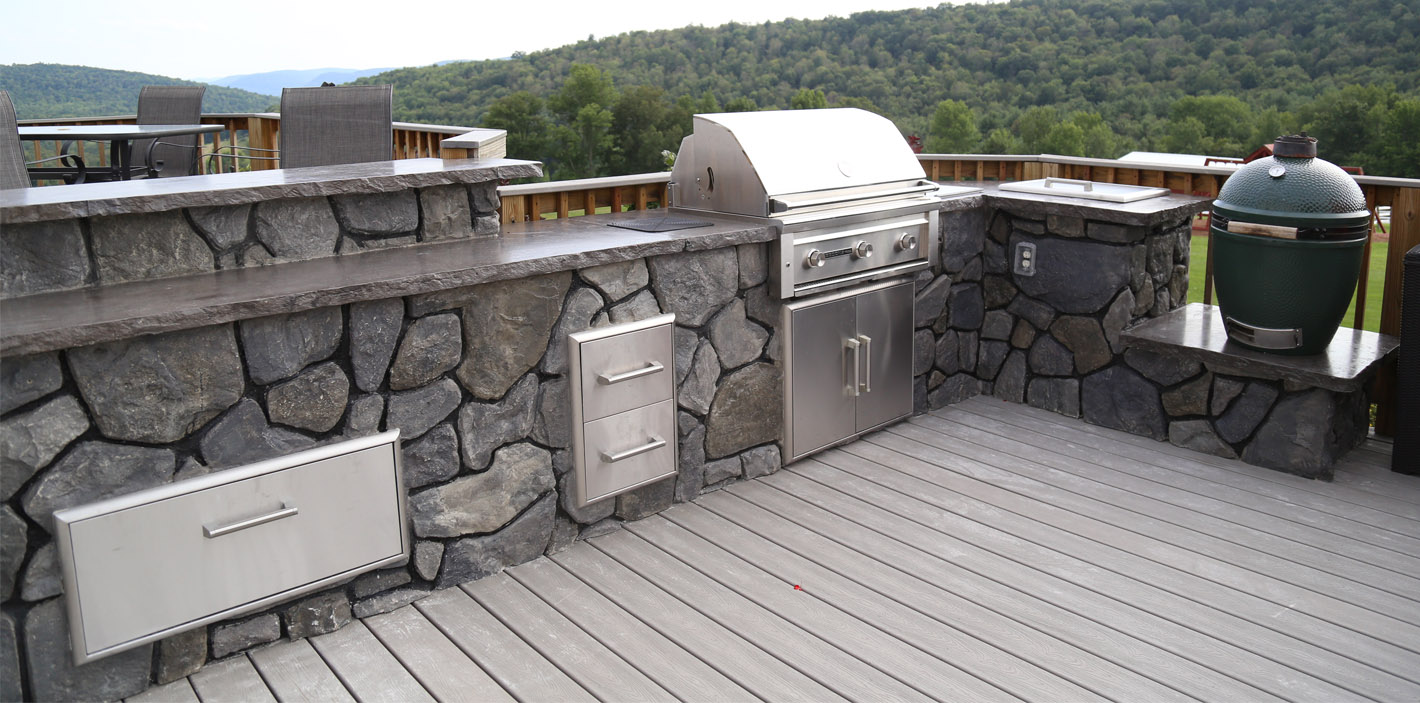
133 85 206 177
1 90 86 189
207 85 392 171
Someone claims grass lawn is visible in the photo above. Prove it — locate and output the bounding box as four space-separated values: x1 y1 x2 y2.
1187 235 1389 334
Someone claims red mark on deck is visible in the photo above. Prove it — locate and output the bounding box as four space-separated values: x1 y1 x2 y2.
793 584 802 591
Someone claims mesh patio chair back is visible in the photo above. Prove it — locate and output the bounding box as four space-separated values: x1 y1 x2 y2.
1 90 31 190
279 85 393 169
135 85 206 176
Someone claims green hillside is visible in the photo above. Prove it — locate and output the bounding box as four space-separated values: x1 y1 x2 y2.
0 63 276 119
355 0 1419 179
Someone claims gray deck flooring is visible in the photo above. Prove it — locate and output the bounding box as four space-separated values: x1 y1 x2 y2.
135 397 1420 702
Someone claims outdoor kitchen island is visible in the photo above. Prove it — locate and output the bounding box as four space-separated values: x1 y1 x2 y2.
11 157 1404 701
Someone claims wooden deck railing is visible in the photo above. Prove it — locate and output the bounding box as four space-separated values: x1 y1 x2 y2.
496 173 671 223
16 113 490 173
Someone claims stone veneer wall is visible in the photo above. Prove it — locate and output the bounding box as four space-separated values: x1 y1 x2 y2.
0 229 790 699
915 201 1195 427
1 182 502 298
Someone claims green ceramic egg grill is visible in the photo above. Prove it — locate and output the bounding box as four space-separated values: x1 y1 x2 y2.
1210 134 1370 355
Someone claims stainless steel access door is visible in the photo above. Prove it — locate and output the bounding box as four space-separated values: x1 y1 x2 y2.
784 279 915 462
855 282 914 431
787 295 858 459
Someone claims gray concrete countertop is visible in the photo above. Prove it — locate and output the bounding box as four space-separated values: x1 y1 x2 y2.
1123 303 1399 392
947 181 1212 226
0 158 542 224
0 210 773 355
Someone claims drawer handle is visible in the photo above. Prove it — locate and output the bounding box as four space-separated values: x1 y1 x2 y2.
600 437 667 464
598 361 665 385
203 504 299 539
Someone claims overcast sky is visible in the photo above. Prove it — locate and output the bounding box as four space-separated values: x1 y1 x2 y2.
1 0 995 81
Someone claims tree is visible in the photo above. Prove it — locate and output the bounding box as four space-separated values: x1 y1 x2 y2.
981 127 1025 155
925 100 980 154
1375 98 1420 177
1070 111 1119 158
1013 106 1059 153
1302 84 1395 170
549 64 616 123
1162 116 1207 155
836 96 886 115
482 91 549 162
1039 122 1086 156
790 88 829 109
547 64 618 179
1247 108 1297 152
610 85 676 175
724 96 759 112
1166 95 1252 156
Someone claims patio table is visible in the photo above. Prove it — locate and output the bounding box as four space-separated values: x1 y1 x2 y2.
18 123 224 182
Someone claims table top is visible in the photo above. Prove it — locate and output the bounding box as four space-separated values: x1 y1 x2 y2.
18 124 225 140
1121 303 1399 392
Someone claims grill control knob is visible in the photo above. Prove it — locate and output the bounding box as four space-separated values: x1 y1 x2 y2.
804 249 827 268
852 241 874 259
896 233 919 252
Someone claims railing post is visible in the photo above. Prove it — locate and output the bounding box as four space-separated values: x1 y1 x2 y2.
1374 186 1420 436
247 116 279 171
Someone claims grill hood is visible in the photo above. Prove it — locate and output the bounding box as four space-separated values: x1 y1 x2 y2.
670 108 931 218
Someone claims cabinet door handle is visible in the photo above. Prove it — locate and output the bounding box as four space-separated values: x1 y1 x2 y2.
846 338 861 397
204 504 299 539
601 437 667 463
857 334 872 393
598 361 664 385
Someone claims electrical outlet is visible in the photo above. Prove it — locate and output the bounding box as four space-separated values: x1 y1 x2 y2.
1013 242 1038 277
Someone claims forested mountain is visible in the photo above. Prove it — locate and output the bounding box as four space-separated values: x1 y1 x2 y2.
0 64 275 119
205 67 396 97
355 0 1419 178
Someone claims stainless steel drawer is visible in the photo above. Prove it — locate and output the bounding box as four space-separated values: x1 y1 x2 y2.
53 432 408 664
575 315 675 422
579 399 677 505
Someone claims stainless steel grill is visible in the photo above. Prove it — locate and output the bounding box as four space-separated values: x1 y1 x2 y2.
669 108 940 299
670 108 939 464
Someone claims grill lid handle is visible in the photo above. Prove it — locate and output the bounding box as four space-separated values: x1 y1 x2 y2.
770 180 937 213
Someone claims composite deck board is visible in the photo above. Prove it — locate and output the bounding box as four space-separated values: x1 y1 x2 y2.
362 605 514 703
937 401 1420 558
949 399 1420 542
307 620 434 703
506 557 757 701
878 420 1420 619
247 639 356 703
590 528 935 702
127 678 200 703
174 399 1420 703
831 437 1420 692
623 513 1050 701
187 655 276 703
462 572 676 701
552 542 846 702
853 428 1420 654
797 450 1420 700
687 489 1286 703
414 587 597 703
897 414 1420 597
963 397 1420 521
737 467 1365 702
658 501 1226 702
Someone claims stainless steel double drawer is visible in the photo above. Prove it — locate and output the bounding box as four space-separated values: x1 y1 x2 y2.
569 314 678 507
52 431 409 664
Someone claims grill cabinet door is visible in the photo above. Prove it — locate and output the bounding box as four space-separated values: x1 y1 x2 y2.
789 296 858 459
855 281 914 432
